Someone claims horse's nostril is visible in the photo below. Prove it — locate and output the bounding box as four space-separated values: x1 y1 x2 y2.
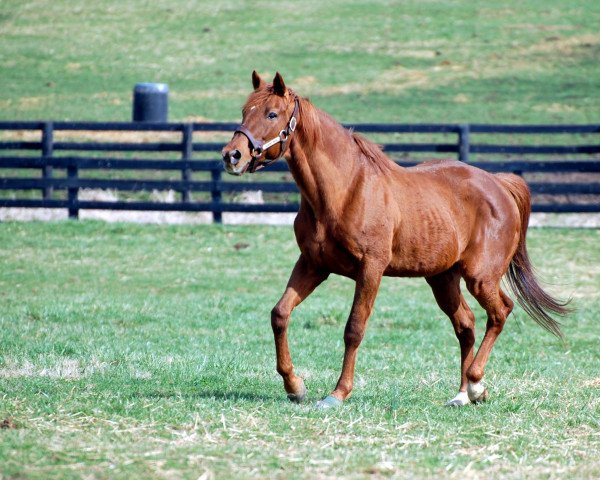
223 149 242 166
228 149 242 165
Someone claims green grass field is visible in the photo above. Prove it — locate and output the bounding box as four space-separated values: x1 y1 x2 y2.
0 221 599 479
1 0 599 123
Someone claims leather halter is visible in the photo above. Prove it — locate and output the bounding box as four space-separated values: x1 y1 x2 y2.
235 97 299 173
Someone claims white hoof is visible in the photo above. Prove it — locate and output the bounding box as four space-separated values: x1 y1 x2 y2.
467 382 488 403
446 391 471 407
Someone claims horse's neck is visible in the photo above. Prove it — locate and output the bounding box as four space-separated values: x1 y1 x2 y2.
286 106 360 219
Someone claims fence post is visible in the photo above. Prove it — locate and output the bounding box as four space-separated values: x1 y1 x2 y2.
458 124 470 162
41 122 54 199
181 124 193 202
67 160 79 219
211 167 222 224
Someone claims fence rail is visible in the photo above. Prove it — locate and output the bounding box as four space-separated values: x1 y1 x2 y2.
1 121 599 222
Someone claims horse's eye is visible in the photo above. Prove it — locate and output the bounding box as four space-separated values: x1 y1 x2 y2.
267 112 278 120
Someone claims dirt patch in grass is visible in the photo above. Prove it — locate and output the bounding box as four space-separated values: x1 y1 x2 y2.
523 33 600 55
1 418 17 429
583 378 600 388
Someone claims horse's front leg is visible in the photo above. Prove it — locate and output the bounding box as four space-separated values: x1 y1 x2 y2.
272 254 329 403
317 260 384 408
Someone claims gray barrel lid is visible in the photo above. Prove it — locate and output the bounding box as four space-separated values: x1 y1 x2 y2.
134 83 169 93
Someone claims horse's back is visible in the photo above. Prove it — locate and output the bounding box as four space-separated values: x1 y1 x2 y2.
406 160 517 211
407 159 521 232
386 160 521 277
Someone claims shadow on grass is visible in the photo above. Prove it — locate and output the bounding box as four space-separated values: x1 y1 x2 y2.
122 376 281 403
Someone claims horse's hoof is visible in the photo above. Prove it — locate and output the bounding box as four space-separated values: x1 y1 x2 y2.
472 388 489 403
315 395 343 409
467 382 489 403
445 391 471 407
286 380 307 403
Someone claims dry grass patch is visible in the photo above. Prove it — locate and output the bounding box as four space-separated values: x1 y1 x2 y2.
0 357 109 380
308 32 600 99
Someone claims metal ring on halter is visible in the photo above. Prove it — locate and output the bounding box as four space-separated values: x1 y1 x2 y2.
252 146 264 157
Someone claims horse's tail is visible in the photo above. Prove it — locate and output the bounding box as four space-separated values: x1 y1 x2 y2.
496 173 570 338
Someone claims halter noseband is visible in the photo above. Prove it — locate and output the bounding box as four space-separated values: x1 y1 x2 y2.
235 97 300 173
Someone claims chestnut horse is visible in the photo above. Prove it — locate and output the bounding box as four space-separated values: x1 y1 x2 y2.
222 71 569 408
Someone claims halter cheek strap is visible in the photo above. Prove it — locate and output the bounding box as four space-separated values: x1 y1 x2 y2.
235 97 299 173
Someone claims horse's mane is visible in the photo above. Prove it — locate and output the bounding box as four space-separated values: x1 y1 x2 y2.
298 96 396 174
350 133 396 174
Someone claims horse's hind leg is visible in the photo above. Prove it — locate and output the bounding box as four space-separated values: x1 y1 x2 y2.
426 266 476 406
463 277 514 402
272 254 329 403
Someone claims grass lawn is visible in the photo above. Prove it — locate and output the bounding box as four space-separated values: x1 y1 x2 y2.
1 0 599 478
0 0 599 123
0 221 599 479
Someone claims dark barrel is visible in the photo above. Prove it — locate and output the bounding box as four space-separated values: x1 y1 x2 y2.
132 83 169 122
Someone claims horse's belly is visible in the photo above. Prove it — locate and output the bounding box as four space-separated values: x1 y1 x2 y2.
384 255 456 277
386 227 462 277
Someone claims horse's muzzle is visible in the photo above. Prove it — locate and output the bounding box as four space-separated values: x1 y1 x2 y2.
222 148 249 176
223 149 242 165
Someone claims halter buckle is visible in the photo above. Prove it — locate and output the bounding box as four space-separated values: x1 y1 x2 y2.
252 146 264 158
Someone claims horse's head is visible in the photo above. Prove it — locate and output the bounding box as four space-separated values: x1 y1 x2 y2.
222 71 299 175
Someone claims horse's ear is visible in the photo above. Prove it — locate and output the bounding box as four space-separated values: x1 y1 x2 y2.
272 72 287 96
252 70 265 91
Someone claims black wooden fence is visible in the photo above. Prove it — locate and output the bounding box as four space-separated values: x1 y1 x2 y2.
1 121 599 222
